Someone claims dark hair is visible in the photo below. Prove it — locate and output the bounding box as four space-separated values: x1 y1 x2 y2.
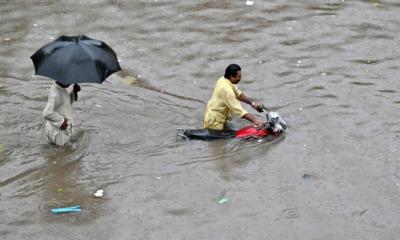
224 64 241 79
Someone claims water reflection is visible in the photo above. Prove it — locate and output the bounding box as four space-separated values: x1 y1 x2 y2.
207 135 286 181
39 128 101 223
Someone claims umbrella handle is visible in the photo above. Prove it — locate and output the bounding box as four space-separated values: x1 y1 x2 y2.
73 84 80 101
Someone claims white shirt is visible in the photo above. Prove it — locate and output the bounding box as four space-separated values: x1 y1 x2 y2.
42 82 76 145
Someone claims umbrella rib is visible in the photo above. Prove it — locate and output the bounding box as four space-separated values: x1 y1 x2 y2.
71 44 101 82
61 45 78 83
63 45 98 82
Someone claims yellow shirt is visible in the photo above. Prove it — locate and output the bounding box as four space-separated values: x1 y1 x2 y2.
203 77 248 130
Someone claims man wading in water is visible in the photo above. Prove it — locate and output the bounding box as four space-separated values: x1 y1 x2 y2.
42 81 81 146
203 64 265 131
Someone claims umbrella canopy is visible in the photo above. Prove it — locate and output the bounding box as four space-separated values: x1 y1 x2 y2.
31 35 121 85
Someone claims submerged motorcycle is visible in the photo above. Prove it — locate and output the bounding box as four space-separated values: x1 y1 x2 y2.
177 110 287 141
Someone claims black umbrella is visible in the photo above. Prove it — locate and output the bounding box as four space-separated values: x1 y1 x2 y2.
31 35 121 85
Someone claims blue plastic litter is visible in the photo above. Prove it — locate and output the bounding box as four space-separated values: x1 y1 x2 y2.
51 205 81 213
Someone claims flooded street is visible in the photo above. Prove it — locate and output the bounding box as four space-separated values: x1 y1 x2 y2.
1 0 400 239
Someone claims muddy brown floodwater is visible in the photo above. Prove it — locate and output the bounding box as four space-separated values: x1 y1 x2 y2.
1 0 399 239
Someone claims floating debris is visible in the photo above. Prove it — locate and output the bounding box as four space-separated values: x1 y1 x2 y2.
0 144 5 153
302 173 313 180
302 173 318 181
51 205 81 213
122 76 138 85
246 0 254 6
218 196 229 204
57 188 64 192
94 189 104 198
218 191 229 204
373 0 384 7
2 37 13 43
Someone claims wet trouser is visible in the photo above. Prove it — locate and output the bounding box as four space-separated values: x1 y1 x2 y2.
44 122 73 146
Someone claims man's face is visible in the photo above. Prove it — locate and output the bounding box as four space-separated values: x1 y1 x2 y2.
231 71 241 84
